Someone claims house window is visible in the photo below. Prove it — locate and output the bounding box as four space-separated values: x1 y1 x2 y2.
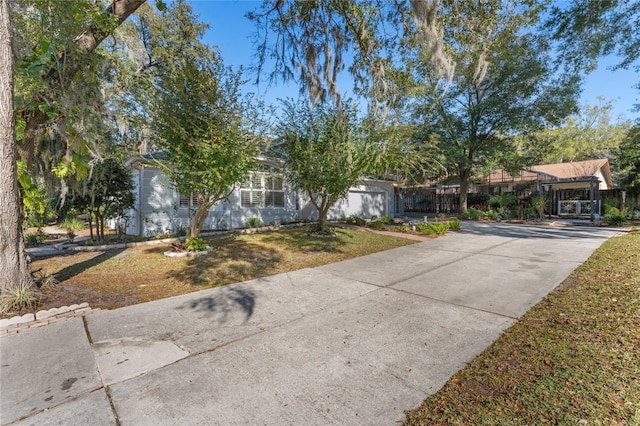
179 193 199 209
241 173 285 208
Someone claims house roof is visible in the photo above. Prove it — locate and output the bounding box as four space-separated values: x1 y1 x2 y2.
528 159 609 181
482 168 539 184
478 159 613 188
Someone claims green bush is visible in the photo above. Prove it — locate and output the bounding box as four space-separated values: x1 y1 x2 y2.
25 229 47 246
379 215 392 224
489 193 518 210
346 215 366 226
427 221 449 235
59 216 85 242
246 217 262 228
416 223 432 235
399 222 411 233
530 195 547 220
0 282 41 314
185 236 208 252
603 198 620 213
175 225 187 237
446 219 461 231
603 207 628 226
366 220 385 230
461 207 485 220
486 209 502 221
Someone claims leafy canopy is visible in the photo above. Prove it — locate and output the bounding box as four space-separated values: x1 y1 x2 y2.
149 0 258 237
277 99 376 228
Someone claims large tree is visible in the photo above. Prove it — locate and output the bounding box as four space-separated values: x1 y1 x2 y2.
615 124 640 196
1 0 147 294
249 0 455 111
150 0 258 238
1 0 32 295
409 1 578 211
515 102 631 166
546 1 640 114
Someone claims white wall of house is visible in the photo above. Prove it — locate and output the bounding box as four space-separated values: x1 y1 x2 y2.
300 180 396 221
594 169 610 190
120 159 398 236
126 165 299 237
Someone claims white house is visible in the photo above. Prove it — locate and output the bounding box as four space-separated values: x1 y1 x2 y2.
121 154 398 236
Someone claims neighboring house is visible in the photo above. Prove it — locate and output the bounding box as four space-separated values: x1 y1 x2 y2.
476 159 614 217
529 158 613 191
477 159 614 193
121 154 397 236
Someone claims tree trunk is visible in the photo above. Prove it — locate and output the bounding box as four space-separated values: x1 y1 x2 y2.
0 0 32 291
186 195 193 237
459 169 471 212
191 205 211 238
88 213 94 241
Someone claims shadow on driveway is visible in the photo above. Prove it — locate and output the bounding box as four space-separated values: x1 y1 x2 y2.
178 286 256 324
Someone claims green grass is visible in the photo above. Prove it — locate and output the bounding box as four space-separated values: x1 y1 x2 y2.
0 281 41 314
405 230 640 425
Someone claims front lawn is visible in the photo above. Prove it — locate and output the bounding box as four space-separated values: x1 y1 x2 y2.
18 226 416 315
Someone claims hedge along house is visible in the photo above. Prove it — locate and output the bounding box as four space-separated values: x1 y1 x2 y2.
121 154 398 237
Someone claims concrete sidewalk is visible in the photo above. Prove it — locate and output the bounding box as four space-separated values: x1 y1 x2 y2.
0 222 620 425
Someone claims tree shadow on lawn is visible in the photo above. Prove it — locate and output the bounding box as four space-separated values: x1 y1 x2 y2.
166 239 284 287
53 248 127 282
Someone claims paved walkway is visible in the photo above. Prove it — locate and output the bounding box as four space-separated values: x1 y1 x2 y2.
0 222 621 425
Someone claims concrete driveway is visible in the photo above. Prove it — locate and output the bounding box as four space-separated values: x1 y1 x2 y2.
0 222 620 425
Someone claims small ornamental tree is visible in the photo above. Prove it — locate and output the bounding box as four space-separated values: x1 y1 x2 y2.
74 158 135 241
150 0 257 238
277 99 375 231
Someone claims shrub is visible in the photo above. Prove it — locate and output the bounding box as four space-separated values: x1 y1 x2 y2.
427 221 449 235
416 223 432 235
185 236 208 252
603 207 628 226
489 193 518 210
25 229 47 246
461 207 484 221
367 220 385 230
0 282 41 314
175 225 187 237
379 215 392 224
399 222 411 233
246 217 262 228
446 219 461 231
530 195 548 220
59 216 85 242
486 209 502 221
347 215 366 226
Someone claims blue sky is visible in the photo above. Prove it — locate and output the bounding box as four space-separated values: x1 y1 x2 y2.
190 0 639 123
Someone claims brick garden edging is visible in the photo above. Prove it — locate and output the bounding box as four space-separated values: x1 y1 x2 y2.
0 303 99 336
